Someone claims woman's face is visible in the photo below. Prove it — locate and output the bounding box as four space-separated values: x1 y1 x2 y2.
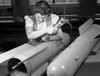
34 13 48 23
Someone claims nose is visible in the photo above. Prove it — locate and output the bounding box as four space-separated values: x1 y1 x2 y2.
39 18 44 22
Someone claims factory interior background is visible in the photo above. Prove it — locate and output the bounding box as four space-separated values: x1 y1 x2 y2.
0 0 100 76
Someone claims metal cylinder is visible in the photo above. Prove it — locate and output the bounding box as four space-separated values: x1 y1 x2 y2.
47 24 100 76
7 33 70 76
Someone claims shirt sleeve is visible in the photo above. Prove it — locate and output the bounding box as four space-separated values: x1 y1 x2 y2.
25 15 34 27
51 14 59 25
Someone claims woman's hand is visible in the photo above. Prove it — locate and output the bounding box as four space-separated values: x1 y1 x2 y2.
46 26 58 35
42 34 50 41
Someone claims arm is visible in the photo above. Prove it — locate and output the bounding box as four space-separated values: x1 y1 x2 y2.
24 15 48 40
25 27 48 40
42 28 64 41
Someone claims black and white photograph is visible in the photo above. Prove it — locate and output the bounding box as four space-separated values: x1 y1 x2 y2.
0 0 100 76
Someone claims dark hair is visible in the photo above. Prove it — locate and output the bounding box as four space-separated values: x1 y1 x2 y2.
32 1 51 15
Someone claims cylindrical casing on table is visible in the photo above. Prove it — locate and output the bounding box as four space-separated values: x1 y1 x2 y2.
8 33 70 76
47 24 100 76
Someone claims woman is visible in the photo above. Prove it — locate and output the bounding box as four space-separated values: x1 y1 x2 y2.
24 1 65 45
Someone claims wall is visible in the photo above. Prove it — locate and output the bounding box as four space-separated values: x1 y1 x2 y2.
0 0 100 18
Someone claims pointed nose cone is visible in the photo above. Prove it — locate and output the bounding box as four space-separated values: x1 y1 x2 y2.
47 62 67 76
